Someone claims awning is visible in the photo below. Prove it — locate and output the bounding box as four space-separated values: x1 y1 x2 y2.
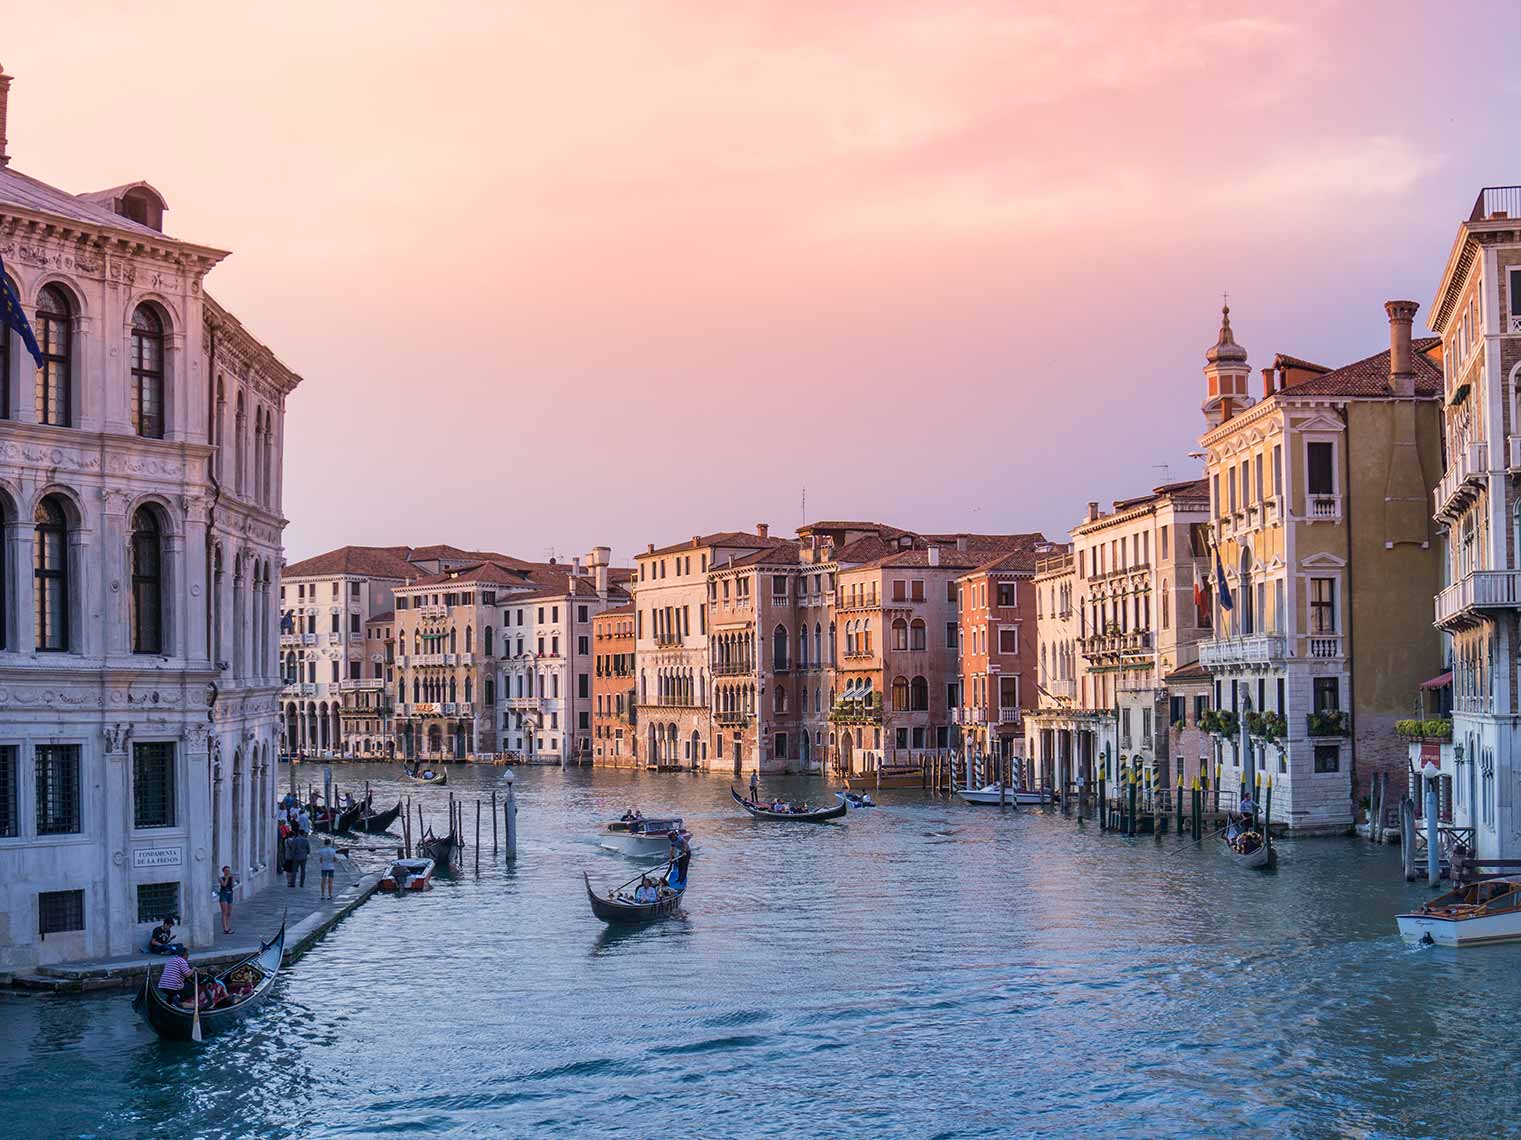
1420 671 1453 690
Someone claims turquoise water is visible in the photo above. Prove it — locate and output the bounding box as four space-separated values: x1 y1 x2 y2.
0 763 1511 1138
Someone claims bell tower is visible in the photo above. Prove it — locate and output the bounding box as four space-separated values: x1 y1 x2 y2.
1202 302 1252 429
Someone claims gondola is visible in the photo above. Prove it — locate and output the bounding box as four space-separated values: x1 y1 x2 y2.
354 798 403 834
1222 831 1272 869
585 852 689 924
133 918 286 1042
731 787 847 821
308 799 364 833
417 824 461 867
835 791 876 808
400 766 448 786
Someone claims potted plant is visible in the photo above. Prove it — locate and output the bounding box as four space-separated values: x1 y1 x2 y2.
1395 718 1452 742
1306 709 1348 737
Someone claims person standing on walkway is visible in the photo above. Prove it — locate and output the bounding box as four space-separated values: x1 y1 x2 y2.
317 837 339 900
296 804 312 834
287 829 311 888
217 866 236 934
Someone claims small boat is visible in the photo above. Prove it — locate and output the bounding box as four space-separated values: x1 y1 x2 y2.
584 853 689 925
600 816 691 858
354 799 403 835
400 766 448 786
378 857 435 892
1223 830 1271 869
417 824 461 867
308 799 364 833
835 791 876 808
1397 879 1521 947
133 918 286 1042
731 787 846 821
956 782 1045 806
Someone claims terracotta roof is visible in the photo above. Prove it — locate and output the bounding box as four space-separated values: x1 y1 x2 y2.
504 578 631 603
400 562 535 589
284 546 420 579
643 531 771 558
595 602 636 618
715 540 803 570
1281 338 1442 399
1164 661 1211 683
366 610 395 624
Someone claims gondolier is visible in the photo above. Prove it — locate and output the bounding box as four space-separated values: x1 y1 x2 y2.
749 771 759 801
156 952 194 1002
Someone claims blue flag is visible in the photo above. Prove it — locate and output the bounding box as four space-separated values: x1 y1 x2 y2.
0 254 44 367
1215 548 1233 612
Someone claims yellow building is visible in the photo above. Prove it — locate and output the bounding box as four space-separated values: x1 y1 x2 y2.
1198 303 1444 832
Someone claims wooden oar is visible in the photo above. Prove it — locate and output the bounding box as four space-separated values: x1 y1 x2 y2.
191 970 202 1043
1166 822 1229 856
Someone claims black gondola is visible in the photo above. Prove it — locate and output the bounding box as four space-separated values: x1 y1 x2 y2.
132 919 286 1042
417 824 461 867
731 787 847 822
584 853 688 924
309 799 364 833
354 798 403 835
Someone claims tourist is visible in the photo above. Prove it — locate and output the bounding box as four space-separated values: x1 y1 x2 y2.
296 804 312 833
156 952 194 1003
287 829 311 888
148 917 185 956
634 878 656 904
218 866 236 934
317 837 339 899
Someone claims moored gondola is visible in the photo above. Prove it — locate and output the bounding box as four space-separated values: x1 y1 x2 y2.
731 787 846 821
354 798 403 834
417 823 461 867
133 918 286 1042
309 799 364 833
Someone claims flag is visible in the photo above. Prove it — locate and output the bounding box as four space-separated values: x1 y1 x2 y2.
0 254 44 367
1215 549 1233 612
1193 563 1205 612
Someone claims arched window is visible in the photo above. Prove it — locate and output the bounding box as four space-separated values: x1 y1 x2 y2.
774 684 786 713
891 676 909 711
448 676 457 703
484 678 495 706
1238 545 1253 636
910 619 926 651
813 623 822 665
845 622 856 655
464 676 473 704
131 507 164 653
797 624 808 667
36 285 72 426
772 625 788 670
34 496 69 650
449 626 457 653
1161 581 1170 630
862 620 872 655
131 304 165 438
484 626 494 656
910 675 929 711
465 626 473 653
892 618 908 651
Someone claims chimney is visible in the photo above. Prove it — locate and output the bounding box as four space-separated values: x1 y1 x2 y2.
756 522 769 540
955 536 967 552
572 556 582 577
1261 367 1276 398
646 543 655 554
691 535 700 548
1086 501 1100 523
595 562 609 601
928 545 941 567
1385 300 1419 398
0 64 11 167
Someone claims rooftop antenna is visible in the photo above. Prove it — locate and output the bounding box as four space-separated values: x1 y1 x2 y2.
1153 463 1171 485
801 485 806 524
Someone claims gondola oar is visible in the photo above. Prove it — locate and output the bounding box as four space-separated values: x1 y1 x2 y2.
191 970 202 1043
1166 822 1229 856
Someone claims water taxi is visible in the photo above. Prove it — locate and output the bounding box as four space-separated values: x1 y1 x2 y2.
1397 879 1521 947
600 815 690 858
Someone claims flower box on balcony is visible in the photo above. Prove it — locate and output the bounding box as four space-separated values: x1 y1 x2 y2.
1198 709 1238 737
1395 718 1452 742
1306 710 1348 738
1245 710 1287 744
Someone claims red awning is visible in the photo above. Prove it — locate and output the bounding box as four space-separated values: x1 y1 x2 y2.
1420 671 1453 690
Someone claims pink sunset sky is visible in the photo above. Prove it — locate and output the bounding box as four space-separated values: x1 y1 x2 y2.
4 2 1517 563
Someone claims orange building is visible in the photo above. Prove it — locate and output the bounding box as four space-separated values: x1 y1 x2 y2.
592 603 638 766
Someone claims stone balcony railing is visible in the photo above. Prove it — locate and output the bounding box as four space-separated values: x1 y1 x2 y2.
1198 633 1287 668
1434 440 1489 522
1307 494 1342 522
1435 569 1521 629
1043 678 1076 700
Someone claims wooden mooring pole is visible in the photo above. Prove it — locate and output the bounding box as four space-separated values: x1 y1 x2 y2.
475 799 482 874
491 789 499 854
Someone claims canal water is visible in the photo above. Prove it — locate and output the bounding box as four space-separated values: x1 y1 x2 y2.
1 763 1514 1138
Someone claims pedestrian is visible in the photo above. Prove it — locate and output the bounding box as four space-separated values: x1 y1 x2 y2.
317 837 338 900
287 829 311 888
217 865 236 934
296 804 311 834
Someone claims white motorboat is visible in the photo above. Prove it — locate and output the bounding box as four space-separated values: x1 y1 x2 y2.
1396 879 1521 947
956 782 1044 806
600 815 690 858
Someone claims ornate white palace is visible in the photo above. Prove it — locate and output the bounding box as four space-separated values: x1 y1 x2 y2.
0 65 300 970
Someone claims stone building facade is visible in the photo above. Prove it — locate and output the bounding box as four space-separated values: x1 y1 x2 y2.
955 548 1049 765
591 603 637 767
1427 187 1521 859
1199 303 1444 831
0 67 298 969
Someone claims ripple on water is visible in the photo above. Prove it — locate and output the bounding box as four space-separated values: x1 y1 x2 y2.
4 764 1520 1138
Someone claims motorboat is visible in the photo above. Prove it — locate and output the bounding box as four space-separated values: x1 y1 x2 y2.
600 815 691 858
1397 879 1521 947
956 782 1044 806
835 791 876 808
379 857 435 892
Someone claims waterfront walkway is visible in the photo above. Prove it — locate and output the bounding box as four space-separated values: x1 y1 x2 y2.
14 851 388 992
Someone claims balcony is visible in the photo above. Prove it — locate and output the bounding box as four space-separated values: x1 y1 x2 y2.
444 653 457 666
1044 678 1076 700
1307 494 1342 523
1470 185 1521 223
1198 633 1286 669
417 605 447 620
711 661 753 676
653 633 683 648
280 633 302 646
1306 636 1343 659
341 678 385 691
1435 570 1521 629
715 709 753 726
506 696 540 710
1434 440 1489 522
998 708 1021 724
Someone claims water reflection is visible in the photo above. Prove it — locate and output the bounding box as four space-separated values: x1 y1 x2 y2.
3 763 1519 1137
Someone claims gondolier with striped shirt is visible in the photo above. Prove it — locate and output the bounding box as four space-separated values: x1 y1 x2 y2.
156 953 195 1004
